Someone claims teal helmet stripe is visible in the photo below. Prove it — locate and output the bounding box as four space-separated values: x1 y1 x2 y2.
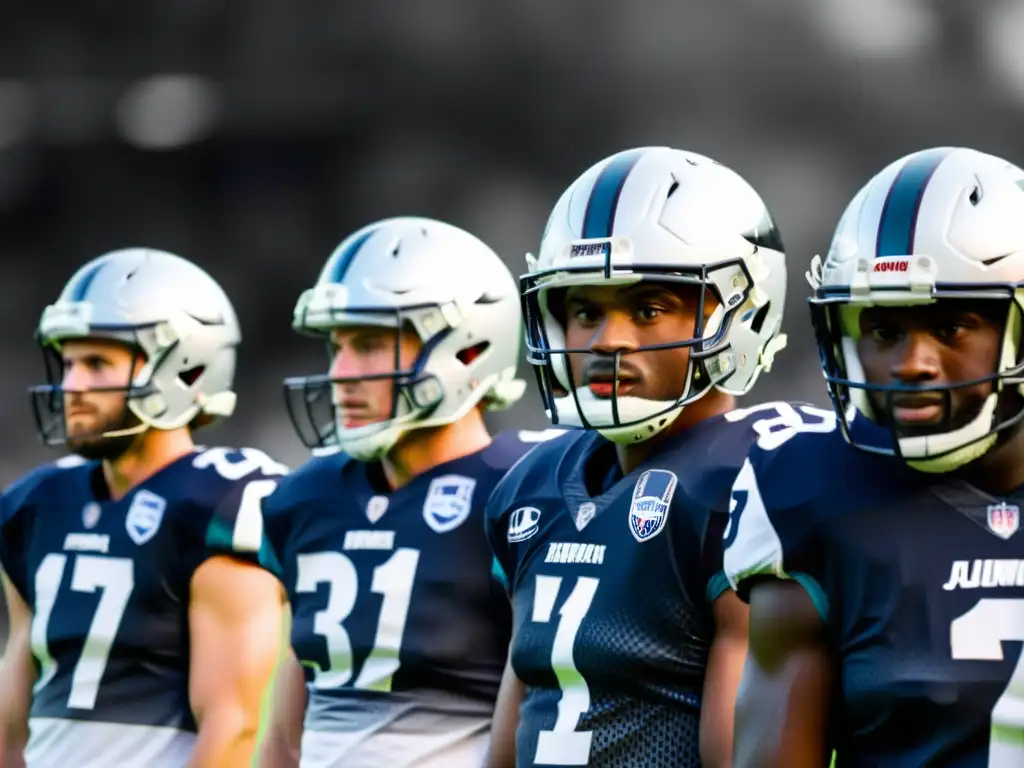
328 227 378 283
876 147 954 258
67 260 107 301
582 148 647 239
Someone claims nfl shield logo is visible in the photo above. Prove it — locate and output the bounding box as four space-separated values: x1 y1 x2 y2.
575 502 596 532
366 495 389 524
987 501 1020 540
125 489 167 545
423 475 476 533
82 502 102 530
629 469 677 543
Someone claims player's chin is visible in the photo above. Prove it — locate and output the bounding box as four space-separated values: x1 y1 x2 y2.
68 431 136 461
66 435 108 459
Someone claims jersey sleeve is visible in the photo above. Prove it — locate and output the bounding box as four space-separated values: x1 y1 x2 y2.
721 452 829 621
0 490 29 600
201 472 286 580
181 447 289 583
484 483 513 596
0 463 63 601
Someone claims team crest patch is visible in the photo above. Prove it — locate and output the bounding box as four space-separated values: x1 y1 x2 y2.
125 489 167 545
508 506 541 543
575 502 596 532
366 495 389 524
82 502 102 530
987 501 1020 540
423 475 476 533
629 469 676 543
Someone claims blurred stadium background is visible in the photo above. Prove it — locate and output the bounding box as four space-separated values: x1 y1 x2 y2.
2 0 1024 644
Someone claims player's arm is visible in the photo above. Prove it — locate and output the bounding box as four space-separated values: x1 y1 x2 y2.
256 640 307 768
485 652 523 768
700 589 749 768
734 579 831 768
721 453 833 768
187 557 284 768
0 571 33 768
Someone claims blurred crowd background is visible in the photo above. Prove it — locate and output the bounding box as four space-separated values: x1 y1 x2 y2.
2 0 1024 641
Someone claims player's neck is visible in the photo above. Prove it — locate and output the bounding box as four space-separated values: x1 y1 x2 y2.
615 391 736 475
102 428 196 502
381 411 492 491
955 424 1024 496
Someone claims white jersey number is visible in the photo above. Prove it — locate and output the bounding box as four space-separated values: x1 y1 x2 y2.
724 401 837 451
951 599 1024 766
530 574 600 766
193 446 289 479
296 549 420 691
31 554 135 710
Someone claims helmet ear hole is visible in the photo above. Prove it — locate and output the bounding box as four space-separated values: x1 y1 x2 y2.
456 341 490 366
750 302 771 334
179 365 206 386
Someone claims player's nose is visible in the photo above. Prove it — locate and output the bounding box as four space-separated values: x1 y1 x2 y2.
329 349 364 381
889 330 941 384
61 363 91 393
589 312 638 355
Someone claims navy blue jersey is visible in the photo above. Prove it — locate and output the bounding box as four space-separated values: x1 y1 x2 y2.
263 429 553 768
724 413 1024 767
484 402 818 768
0 446 286 767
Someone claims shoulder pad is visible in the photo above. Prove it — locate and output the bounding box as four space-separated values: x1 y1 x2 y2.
485 429 583 521
261 450 346 520
2 458 91 524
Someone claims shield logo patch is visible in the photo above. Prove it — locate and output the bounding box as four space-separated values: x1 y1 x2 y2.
366 495 389 524
82 502 102 530
125 489 166 545
629 469 676 543
423 475 476 533
988 501 1020 540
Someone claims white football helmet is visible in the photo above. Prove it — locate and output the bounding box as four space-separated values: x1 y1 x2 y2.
522 146 788 444
808 146 1024 472
285 216 526 460
32 247 241 444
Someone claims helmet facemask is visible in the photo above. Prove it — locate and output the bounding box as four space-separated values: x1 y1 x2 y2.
522 248 771 445
284 301 502 461
810 282 1024 472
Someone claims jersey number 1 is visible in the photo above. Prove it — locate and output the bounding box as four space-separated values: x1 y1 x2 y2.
531 574 600 766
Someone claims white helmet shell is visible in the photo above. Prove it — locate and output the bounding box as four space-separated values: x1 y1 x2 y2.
523 146 788 444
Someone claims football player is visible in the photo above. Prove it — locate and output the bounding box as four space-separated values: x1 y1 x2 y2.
485 146 801 767
0 248 287 767
725 146 1024 766
257 217 554 768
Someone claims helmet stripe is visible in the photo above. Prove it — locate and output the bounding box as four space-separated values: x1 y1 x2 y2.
68 260 107 301
328 226 378 283
582 148 646 239
876 147 953 258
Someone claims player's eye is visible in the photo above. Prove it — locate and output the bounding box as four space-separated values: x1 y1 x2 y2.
934 323 967 343
571 305 601 326
635 305 665 322
353 336 387 354
868 325 901 344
